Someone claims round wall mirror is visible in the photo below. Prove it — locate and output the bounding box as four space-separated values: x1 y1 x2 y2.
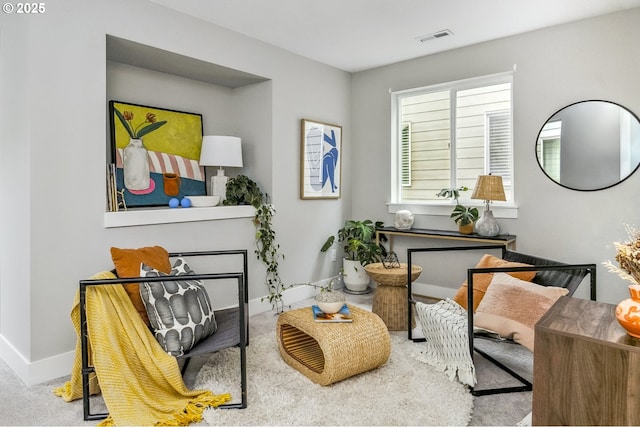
536 100 640 191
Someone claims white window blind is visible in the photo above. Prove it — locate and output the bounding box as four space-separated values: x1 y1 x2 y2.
486 111 512 187
401 122 412 186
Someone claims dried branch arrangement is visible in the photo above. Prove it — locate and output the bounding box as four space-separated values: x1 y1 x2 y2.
603 224 640 285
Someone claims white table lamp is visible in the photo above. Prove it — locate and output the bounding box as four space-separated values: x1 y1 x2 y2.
199 136 243 202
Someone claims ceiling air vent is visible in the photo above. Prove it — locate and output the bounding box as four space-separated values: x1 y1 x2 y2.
416 29 453 43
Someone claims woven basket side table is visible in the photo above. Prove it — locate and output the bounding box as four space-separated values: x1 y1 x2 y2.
276 304 391 386
365 263 423 331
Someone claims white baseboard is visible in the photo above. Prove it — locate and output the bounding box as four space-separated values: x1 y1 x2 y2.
29 350 76 387
0 334 76 387
0 334 28 384
249 278 330 314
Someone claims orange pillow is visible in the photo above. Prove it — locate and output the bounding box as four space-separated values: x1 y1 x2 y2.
110 246 171 326
452 254 536 312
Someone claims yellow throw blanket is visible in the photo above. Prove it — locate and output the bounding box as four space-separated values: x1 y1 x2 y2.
54 271 231 426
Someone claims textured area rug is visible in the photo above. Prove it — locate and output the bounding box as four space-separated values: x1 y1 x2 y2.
195 331 473 426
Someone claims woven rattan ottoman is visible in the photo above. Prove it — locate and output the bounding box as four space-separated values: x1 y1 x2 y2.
276 304 390 386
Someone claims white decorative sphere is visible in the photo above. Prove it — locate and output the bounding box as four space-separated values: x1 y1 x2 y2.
394 210 414 230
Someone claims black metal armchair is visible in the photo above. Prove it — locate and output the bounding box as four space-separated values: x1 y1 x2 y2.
407 244 596 396
78 249 249 421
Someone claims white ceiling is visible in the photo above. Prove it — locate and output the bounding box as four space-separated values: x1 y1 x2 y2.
151 0 640 73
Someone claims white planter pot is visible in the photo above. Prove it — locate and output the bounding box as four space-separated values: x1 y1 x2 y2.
342 259 370 292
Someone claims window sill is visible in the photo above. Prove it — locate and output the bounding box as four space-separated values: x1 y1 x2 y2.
387 202 518 219
104 205 256 228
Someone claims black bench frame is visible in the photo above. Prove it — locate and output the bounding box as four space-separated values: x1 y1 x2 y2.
78 249 248 421
407 244 596 396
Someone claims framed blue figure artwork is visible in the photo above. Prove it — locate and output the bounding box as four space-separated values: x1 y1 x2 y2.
300 118 342 199
109 100 206 208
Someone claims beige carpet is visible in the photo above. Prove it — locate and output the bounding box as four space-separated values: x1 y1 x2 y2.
195 331 473 426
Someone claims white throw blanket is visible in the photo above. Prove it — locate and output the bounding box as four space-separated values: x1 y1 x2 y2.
415 299 477 387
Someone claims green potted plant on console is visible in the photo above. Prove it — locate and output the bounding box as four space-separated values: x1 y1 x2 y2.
321 219 386 293
436 187 479 235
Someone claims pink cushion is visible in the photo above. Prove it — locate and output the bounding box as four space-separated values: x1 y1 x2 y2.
474 273 568 351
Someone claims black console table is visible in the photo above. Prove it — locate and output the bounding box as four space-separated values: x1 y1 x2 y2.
376 226 516 250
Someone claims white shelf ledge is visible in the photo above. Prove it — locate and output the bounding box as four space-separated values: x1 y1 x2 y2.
104 205 256 228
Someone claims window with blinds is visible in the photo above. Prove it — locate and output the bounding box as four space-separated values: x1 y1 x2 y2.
394 73 513 203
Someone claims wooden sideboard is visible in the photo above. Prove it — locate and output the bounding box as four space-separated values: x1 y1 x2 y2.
533 296 640 426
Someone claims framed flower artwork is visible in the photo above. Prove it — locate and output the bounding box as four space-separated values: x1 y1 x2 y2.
109 100 205 208
300 118 342 199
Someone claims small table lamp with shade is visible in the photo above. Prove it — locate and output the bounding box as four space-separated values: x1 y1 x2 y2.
470 174 506 237
199 135 243 203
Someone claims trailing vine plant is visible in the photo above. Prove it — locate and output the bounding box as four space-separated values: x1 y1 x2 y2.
224 175 291 313
254 202 293 313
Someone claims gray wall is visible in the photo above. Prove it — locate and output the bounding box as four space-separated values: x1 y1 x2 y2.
351 8 640 303
1 1 639 386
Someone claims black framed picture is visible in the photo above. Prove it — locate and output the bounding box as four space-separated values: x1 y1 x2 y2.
109 100 205 208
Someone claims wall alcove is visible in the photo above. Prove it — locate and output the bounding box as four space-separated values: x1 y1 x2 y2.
105 35 271 227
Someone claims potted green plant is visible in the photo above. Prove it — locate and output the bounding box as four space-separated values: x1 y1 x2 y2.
436 187 479 235
223 174 264 207
320 219 386 292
